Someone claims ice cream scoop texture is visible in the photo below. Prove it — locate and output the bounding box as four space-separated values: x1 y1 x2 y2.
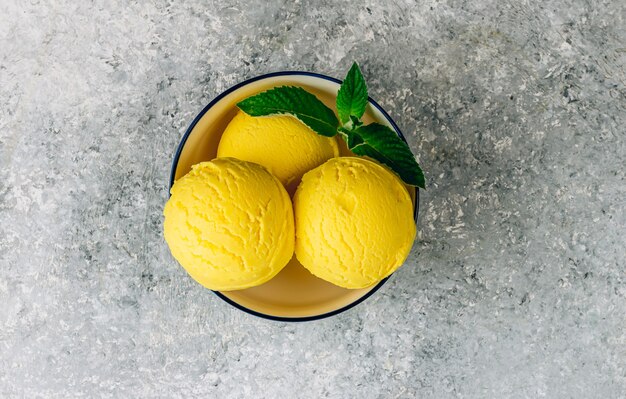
294 157 416 289
164 158 294 291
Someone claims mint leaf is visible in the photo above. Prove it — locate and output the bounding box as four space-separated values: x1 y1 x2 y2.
350 123 426 188
336 62 368 125
237 86 339 137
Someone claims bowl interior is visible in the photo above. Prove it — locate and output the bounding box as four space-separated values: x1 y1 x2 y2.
172 73 416 320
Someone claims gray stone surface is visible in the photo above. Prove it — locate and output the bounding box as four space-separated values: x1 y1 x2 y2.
1 0 625 397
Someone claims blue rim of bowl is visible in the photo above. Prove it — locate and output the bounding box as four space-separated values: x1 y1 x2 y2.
169 71 420 322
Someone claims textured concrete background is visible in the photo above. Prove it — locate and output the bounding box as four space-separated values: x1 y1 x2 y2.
1 0 625 397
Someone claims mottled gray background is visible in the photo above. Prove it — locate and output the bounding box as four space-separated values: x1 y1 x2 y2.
1 0 625 397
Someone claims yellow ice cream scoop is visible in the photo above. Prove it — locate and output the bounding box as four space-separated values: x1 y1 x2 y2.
163 158 294 291
294 157 416 289
217 111 339 195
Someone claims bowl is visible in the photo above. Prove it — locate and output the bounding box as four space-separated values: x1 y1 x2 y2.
170 71 419 321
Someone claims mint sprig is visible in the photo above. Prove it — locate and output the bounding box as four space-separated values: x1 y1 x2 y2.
236 62 426 188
